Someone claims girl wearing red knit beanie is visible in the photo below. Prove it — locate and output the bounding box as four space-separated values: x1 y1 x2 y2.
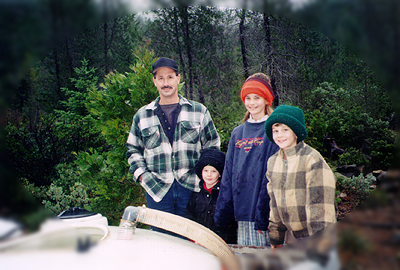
214 73 279 247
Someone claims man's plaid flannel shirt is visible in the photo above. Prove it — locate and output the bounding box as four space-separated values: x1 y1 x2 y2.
126 95 220 202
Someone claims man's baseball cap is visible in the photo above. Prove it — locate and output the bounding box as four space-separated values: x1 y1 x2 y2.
152 57 179 74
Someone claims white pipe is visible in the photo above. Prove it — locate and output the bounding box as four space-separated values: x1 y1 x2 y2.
118 206 240 270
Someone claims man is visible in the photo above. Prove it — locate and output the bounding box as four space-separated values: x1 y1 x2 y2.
126 57 220 220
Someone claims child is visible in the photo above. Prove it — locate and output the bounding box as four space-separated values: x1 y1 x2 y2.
214 73 279 246
262 105 337 248
186 148 237 244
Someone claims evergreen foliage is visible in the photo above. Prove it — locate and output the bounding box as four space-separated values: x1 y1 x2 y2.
73 47 157 224
335 173 374 206
338 147 369 167
303 82 394 171
6 112 65 186
304 109 327 154
54 59 104 155
4 7 396 224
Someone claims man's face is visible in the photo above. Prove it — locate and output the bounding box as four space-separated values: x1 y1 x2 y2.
153 67 180 103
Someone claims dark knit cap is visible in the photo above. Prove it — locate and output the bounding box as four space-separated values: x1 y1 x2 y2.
152 57 179 74
265 105 308 143
195 148 226 180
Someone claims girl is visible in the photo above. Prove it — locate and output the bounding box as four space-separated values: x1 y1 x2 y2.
214 73 279 246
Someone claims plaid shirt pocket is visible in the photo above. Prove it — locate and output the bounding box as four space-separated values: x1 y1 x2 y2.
180 121 200 144
142 126 161 149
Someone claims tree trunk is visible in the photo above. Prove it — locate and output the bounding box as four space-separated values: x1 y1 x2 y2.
263 13 279 106
172 8 187 97
104 20 109 75
181 7 194 100
66 38 74 81
239 9 249 79
195 73 204 104
54 47 61 101
263 13 272 73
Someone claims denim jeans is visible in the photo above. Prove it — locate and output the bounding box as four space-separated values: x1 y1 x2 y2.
145 180 193 238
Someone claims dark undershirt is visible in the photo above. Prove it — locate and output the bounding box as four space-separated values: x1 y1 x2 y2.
157 103 180 145
159 103 179 125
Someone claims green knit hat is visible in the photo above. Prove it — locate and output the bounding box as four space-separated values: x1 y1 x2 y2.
265 105 308 143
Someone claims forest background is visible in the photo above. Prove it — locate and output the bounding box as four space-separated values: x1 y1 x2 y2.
1 1 400 269
2 0 399 226
1 1 400 265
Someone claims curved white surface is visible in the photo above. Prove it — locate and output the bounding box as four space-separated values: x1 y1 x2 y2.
0 224 222 270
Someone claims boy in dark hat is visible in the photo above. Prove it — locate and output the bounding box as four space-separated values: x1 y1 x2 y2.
186 148 237 244
260 105 337 248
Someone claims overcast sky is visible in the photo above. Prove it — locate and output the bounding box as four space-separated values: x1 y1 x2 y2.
115 0 311 14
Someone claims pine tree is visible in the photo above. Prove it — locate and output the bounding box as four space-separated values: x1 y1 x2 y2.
74 46 158 224
54 58 103 156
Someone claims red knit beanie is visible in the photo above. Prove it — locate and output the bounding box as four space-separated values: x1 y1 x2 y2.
240 73 274 105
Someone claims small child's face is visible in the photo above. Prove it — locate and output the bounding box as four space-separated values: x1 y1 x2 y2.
244 94 268 121
272 123 297 150
202 165 220 189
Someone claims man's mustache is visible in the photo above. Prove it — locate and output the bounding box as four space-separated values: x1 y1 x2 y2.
161 86 173 89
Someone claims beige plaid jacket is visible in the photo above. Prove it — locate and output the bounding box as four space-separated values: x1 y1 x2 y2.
266 142 337 246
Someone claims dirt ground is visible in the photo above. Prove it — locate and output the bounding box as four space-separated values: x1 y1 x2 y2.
335 182 400 270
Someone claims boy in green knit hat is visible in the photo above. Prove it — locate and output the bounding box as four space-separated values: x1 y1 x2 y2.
259 105 337 248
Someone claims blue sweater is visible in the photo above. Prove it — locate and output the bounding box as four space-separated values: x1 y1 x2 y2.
214 120 279 230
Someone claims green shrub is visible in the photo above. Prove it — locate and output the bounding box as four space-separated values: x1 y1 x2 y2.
369 129 397 170
22 162 91 215
211 101 245 153
335 189 342 203
304 109 327 153
336 173 373 205
42 182 89 215
303 82 395 171
338 147 369 166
